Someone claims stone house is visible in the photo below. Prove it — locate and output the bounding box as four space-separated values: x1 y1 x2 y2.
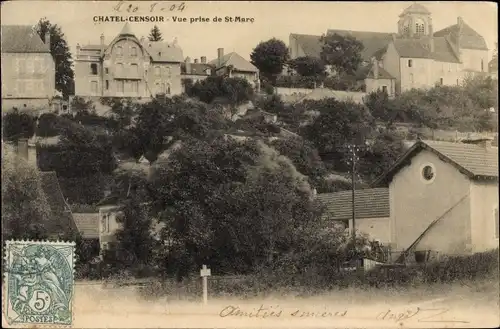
74 23 183 99
181 56 213 91
289 3 489 95
208 48 260 89
1 25 56 112
373 139 498 256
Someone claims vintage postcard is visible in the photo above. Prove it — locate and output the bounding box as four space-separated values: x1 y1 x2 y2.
1 1 499 328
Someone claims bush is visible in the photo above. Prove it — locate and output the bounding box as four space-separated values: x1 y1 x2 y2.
2 110 36 141
275 75 322 89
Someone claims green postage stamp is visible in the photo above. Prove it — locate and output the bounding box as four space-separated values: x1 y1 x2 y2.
3 240 75 327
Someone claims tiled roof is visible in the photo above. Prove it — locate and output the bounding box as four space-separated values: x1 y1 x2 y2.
393 38 431 59
326 30 394 61
290 33 323 58
356 65 395 80
431 37 461 63
40 171 79 236
181 63 214 75
434 21 488 50
73 213 99 239
141 40 184 62
399 3 431 17
373 140 499 186
316 188 390 221
1 25 50 53
208 52 258 72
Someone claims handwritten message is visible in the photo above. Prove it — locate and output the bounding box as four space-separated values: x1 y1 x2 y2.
218 305 470 324
113 1 187 13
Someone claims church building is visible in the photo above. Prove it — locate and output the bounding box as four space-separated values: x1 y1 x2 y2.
74 23 184 99
289 3 489 95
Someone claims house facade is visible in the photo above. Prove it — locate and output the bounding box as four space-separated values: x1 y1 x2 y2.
289 3 489 95
373 139 498 256
181 56 213 90
208 48 260 90
74 23 183 99
1 25 56 112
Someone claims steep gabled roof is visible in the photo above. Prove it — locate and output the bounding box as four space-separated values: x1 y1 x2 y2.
372 140 499 186
141 40 183 62
73 213 99 239
290 33 323 58
208 52 258 72
326 30 394 61
316 188 390 221
40 171 79 237
1 25 50 53
434 20 488 50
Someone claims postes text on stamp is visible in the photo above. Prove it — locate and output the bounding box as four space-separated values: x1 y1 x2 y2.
3 240 75 326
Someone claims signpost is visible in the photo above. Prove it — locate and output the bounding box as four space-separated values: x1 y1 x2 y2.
200 264 211 305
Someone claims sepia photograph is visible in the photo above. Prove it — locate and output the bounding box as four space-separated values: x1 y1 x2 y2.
1 1 499 328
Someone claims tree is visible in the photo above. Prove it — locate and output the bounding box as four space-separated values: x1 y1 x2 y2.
302 99 375 172
189 76 254 107
2 110 36 142
250 38 289 83
148 138 321 279
288 56 326 77
35 18 75 98
2 144 51 241
148 25 163 41
320 33 364 76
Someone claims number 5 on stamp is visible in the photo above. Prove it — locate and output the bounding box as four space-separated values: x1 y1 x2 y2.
3 240 76 327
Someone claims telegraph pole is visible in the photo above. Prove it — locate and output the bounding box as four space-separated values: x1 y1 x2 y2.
345 143 367 242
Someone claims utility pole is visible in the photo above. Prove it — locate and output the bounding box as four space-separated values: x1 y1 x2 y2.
345 143 368 242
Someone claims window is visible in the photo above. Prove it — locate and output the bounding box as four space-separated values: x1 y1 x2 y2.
117 80 124 93
100 214 108 233
422 165 435 181
132 81 139 93
26 60 34 73
131 46 137 56
160 82 165 93
105 80 109 90
166 83 171 95
495 207 499 239
131 64 139 75
409 73 414 84
403 25 409 34
116 46 123 56
91 81 98 94
408 59 413 68
415 20 425 35
155 66 161 76
90 63 98 75
382 85 388 94
117 63 124 75
481 59 484 72
105 68 109 74
165 66 171 77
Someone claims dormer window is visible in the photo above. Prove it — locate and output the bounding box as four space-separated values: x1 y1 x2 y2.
131 46 137 57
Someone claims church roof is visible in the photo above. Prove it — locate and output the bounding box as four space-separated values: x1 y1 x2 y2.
119 22 134 36
326 30 394 61
289 33 323 58
1 25 50 53
399 3 431 17
391 37 460 63
208 52 258 72
433 19 488 50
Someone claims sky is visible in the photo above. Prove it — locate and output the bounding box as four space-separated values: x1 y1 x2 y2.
1 1 498 62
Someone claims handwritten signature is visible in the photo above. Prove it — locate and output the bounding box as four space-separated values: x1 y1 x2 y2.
376 307 469 323
113 1 186 13
219 305 469 323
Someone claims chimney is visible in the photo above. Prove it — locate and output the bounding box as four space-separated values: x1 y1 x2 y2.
457 17 463 55
217 48 224 67
140 36 145 43
185 56 191 74
371 57 379 79
201 56 207 64
194 59 198 64
44 31 50 47
100 34 105 56
17 138 29 161
76 43 80 56
462 138 493 149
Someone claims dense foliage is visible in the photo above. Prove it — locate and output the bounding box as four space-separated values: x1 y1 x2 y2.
2 110 36 141
250 38 289 83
